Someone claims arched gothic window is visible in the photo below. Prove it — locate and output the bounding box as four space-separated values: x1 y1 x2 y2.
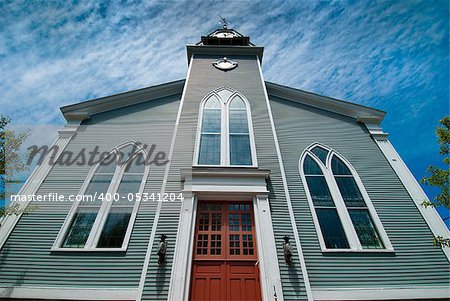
54 142 149 250
198 95 221 165
300 144 392 251
196 87 256 166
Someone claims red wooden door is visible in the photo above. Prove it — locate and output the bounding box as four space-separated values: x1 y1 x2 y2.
189 202 262 301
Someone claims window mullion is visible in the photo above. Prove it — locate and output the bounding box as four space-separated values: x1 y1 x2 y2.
325 171 362 249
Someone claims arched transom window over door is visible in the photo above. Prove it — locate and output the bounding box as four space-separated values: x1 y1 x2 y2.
196 87 257 166
300 143 393 252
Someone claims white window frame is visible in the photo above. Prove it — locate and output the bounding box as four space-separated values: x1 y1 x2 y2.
299 143 394 252
52 141 150 252
193 86 258 167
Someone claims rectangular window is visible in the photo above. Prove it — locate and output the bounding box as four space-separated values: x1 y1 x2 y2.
316 208 350 249
97 207 133 248
84 174 113 197
199 134 221 165
202 109 221 133
229 134 252 165
62 208 98 248
305 176 334 207
335 177 365 207
348 209 383 249
115 174 143 198
229 110 249 133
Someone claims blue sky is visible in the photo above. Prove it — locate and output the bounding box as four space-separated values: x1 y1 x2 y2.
1 1 448 224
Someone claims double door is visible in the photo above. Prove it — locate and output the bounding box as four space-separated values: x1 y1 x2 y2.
189 202 262 301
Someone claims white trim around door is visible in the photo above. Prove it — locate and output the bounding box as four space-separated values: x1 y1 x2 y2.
168 194 284 301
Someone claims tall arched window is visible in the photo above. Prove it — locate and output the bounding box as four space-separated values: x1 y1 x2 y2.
196 87 256 166
300 144 392 251
198 95 221 165
54 142 149 250
229 96 252 165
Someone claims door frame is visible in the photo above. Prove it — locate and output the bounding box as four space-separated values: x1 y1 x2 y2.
168 192 284 301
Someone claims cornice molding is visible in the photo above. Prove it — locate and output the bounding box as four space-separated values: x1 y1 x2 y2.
181 167 270 195
359 119 390 140
62 112 90 122
181 167 270 180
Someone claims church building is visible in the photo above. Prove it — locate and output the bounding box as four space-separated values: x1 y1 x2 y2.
0 26 449 301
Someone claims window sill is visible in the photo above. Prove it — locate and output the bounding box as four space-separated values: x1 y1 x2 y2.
51 247 127 252
321 248 395 254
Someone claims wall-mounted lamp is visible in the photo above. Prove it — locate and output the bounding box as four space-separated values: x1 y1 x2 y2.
157 234 167 264
282 235 293 265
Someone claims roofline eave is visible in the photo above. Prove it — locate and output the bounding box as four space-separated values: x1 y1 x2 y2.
265 81 386 125
60 79 185 122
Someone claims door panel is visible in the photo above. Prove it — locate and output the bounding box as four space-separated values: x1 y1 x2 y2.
191 262 226 301
191 261 261 301
227 262 261 301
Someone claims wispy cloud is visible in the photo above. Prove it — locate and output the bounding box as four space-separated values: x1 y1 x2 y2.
1 0 448 221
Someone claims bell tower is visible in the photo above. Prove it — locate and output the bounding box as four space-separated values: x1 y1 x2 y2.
199 16 252 46
167 24 287 301
186 24 263 64
200 28 251 46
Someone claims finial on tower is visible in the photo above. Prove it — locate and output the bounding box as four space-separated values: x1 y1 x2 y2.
219 15 229 29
